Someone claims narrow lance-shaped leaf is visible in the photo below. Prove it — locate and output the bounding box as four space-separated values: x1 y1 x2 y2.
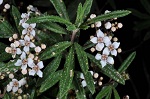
0 61 19 72
40 41 72 60
27 15 72 26
11 5 21 33
38 22 67 34
84 71 95 94
30 88 36 99
0 16 15 38
84 10 131 25
39 70 62 93
96 86 112 99
113 87 120 99
75 0 93 27
49 0 69 20
74 43 89 74
59 46 74 98
37 54 62 86
118 52 136 73
105 88 112 99
87 53 125 85
0 52 12 62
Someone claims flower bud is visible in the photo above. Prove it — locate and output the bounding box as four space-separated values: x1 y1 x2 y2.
90 14 96 19
4 4 10 9
35 46 41 53
9 73 14 79
14 41 20 47
111 27 116 32
41 44 46 49
93 73 99 78
105 22 111 29
13 34 18 39
118 23 123 28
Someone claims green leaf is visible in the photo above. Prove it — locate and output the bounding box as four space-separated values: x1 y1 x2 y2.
73 77 86 99
82 0 93 19
59 46 74 98
0 42 7 53
66 24 77 31
84 71 95 94
75 0 93 27
105 88 112 99
3 93 10 99
0 16 15 38
40 41 72 60
30 88 36 99
127 8 150 19
27 15 72 26
39 70 62 93
85 10 131 25
140 0 150 14
11 5 21 32
74 43 89 74
113 87 120 99
83 40 95 50
87 53 125 85
0 52 12 61
0 61 19 72
96 86 112 99
38 22 67 34
36 30 63 45
49 0 69 20
118 52 136 73
37 55 62 86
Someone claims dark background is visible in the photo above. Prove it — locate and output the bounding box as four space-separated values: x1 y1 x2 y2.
1 0 150 99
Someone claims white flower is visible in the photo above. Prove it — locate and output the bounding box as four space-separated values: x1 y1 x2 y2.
19 35 35 53
95 48 114 67
15 52 33 70
29 61 44 77
7 79 21 93
95 21 101 27
104 42 120 56
10 43 22 58
19 13 30 25
90 29 110 51
0 0 3 5
22 23 36 36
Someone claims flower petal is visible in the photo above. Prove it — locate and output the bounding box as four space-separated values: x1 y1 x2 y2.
107 56 114 65
31 30 36 36
7 85 12 92
37 70 43 78
81 80 87 87
37 61 44 69
95 53 101 60
100 60 107 67
20 52 26 60
23 46 29 53
29 70 36 76
15 59 22 66
111 50 117 56
113 42 120 49
29 42 35 48
103 36 110 44
16 48 22 55
21 65 27 70
96 43 104 51
30 23 36 28
90 37 97 44
19 40 25 46
24 35 30 41
12 87 18 92
96 29 104 38
0 0 3 5
22 29 27 35
103 47 110 55
80 73 84 79
22 23 29 28
27 58 33 66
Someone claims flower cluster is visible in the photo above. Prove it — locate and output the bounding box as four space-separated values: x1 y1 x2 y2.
90 11 123 67
5 5 46 94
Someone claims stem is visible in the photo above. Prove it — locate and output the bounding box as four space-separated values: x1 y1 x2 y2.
71 29 79 42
